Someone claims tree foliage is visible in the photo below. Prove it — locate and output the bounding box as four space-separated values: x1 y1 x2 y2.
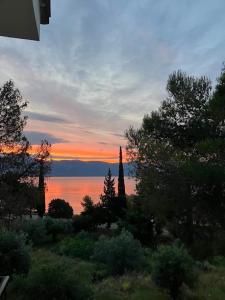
126 67 225 248
81 195 95 216
0 80 27 148
9 257 93 300
92 229 145 275
118 147 126 200
0 81 51 222
0 229 30 276
152 244 196 299
48 199 73 219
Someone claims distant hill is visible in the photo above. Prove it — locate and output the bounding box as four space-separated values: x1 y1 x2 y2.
50 160 131 177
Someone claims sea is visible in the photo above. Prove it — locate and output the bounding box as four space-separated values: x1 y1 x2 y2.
46 177 136 214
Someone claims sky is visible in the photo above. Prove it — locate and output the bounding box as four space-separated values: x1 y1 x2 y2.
0 0 225 162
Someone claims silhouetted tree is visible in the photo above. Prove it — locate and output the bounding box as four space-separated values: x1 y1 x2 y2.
81 195 95 215
100 168 116 227
37 160 45 217
48 199 73 219
126 66 225 250
118 147 126 196
118 146 127 211
0 80 27 148
0 81 34 224
36 140 51 218
0 81 51 223
101 168 115 201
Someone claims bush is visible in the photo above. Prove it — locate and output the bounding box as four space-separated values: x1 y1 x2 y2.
44 217 73 242
48 198 73 219
21 219 49 246
55 232 95 260
152 244 196 300
0 229 30 276
94 274 170 300
92 229 145 275
73 214 94 233
9 259 93 300
18 218 72 245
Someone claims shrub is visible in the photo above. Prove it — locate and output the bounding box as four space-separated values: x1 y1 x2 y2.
55 232 95 260
94 274 170 300
73 214 94 233
21 219 49 246
9 259 93 300
92 229 145 275
0 229 30 276
44 217 73 242
48 198 73 219
17 218 72 245
152 244 196 300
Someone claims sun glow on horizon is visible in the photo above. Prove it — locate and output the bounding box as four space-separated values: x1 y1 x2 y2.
29 143 126 163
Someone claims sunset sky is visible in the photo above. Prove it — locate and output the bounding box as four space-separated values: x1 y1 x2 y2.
0 0 225 162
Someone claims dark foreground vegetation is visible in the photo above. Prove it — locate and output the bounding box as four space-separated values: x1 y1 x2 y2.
1 64 225 299
1 220 225 300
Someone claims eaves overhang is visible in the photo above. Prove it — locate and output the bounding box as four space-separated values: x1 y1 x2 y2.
0 0 51 41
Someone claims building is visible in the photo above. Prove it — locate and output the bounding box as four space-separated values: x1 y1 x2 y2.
0 0 51 41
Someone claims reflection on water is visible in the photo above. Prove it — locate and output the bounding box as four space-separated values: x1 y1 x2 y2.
46 177 136 214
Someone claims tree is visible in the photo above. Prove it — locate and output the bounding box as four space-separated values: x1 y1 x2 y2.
118 195 156 247
101 168 116 202
48 199 73 219
0 81 51 223
100 168 116 227
118 146 127 211
0 80 27 148
152 244 196 300
126 67 225 248
118 146 126 197
0 80 32 224
81 195 95 216
36 140 51 218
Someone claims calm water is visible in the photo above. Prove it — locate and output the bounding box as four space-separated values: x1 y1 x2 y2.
46 177 136 214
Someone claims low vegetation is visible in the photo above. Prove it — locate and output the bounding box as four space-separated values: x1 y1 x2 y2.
0 229 30 276
92 229 145 275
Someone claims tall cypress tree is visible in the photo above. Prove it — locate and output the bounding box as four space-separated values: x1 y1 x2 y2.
37 160 45 218
36 140 51 218
118 146 126 198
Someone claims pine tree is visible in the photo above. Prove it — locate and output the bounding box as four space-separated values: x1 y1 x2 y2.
101 168 115 205
100 168 116 227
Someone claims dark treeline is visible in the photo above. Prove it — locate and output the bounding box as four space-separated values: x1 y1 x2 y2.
0 80 51 226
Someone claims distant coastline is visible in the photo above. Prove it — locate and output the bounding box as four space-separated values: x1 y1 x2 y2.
50 160 131 177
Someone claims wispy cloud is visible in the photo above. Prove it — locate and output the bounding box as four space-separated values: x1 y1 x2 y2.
27 111 69 123
25 131 68 144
